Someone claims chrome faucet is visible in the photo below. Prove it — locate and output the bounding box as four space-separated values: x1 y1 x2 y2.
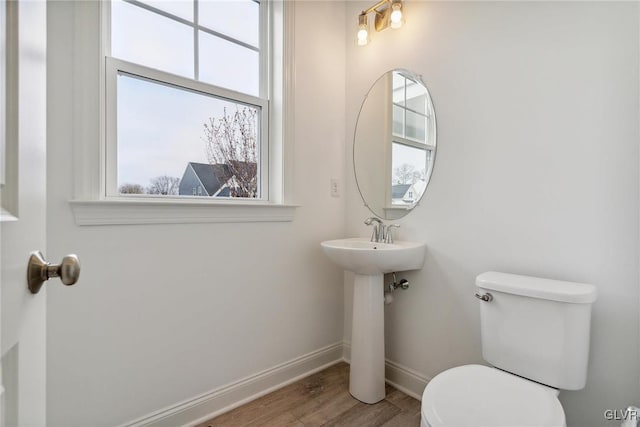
364 217 385 242
385 224 400 243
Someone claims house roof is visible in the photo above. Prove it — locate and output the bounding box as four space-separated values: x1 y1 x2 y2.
188 162 230 196
392 184 411 199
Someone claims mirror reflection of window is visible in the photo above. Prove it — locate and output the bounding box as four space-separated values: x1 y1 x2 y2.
390 71 434 206
353 69 436 220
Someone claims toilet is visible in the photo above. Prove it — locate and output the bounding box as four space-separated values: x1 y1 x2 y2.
421 271 597 427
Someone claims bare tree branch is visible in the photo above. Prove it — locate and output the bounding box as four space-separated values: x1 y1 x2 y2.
393 164 415 185
147 175 180 195
393 164 427 185
119 183 145 194
202 106 258 198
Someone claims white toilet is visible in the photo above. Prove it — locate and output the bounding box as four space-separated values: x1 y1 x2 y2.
421 271 597 427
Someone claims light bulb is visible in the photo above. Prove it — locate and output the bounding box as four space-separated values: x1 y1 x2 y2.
357 14 369 46
357 26 369 45
390 2 403 29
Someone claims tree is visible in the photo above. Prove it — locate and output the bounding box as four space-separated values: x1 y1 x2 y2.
147 175 180 195
412 168 426 183
393 164 428 185
202 106 258 198
119 183 145 194
393 164 415 185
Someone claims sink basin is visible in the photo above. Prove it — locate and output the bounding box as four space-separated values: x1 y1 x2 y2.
321 237 426 275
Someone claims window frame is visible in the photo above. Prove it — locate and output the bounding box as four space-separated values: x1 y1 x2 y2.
67 0 296 225
105 0 269 201
104 57 269 201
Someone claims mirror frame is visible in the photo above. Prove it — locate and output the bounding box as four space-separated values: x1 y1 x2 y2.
353 68 437 220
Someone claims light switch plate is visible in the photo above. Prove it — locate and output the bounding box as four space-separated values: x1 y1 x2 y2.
330 179 340 197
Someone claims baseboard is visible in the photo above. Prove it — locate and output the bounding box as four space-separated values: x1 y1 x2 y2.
123 341 428 427
342 339 351 362
343 341 430 400
121 342 344 427
384 359 430 400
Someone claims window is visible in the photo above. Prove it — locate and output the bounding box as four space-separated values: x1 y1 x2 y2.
107 0 268 200
67 0 293 224
390 71 435 206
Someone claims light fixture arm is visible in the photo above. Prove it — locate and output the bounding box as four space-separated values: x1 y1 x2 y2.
361 0 392 16
357 0 403 45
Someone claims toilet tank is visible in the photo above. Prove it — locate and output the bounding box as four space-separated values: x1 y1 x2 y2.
476 271 597 390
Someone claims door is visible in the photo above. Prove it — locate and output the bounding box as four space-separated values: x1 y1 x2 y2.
1 0 48 425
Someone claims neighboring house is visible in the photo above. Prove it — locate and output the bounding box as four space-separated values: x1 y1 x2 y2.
178 162 232 197
391 184 411 204
392 180 426 204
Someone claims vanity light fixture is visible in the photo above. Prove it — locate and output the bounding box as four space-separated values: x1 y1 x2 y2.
356 0 404 46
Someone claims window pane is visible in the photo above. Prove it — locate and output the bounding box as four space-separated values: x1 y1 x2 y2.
137 0 194 21
199 0 260 48
392 105 404 138
406 91 426 115
117 73 260 198
111 0 194 78
199 31 259 96
406 111 427 143
391 143 428 205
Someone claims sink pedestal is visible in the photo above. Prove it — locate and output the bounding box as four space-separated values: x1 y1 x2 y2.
320 237 426 404
350 273 385 404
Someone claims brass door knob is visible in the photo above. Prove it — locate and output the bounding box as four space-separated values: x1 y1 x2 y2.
27 251 81 294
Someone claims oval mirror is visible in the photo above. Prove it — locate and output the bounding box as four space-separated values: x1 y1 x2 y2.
353 69 436 220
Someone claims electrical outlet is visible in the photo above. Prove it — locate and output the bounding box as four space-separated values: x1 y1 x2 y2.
330 179 340 197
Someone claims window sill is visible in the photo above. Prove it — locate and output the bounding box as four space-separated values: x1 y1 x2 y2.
69 199 298 226
0 207 18 222
383 205 415 220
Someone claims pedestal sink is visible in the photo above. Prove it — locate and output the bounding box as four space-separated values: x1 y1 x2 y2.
320 237 426 404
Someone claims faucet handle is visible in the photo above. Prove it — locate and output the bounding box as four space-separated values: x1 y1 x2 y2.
384 224 400 243
364 217 383 242
364 217 382 226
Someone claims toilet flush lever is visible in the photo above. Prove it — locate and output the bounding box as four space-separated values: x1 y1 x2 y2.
475 292 493 302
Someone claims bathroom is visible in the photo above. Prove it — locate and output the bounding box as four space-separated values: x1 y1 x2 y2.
1 0 638 426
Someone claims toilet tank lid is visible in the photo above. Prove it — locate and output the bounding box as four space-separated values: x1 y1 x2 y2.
476 271 597 304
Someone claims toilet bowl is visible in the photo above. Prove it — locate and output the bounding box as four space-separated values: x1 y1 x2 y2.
418 272 596 427
420 365 565 427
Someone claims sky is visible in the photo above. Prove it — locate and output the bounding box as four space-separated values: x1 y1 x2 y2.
117 74 260 186
392 143 428 180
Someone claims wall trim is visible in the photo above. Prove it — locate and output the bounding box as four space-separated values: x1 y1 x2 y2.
384 359 430 400
69 199 298 226
121 342 343 427
343 341 430 400
123 342 429 427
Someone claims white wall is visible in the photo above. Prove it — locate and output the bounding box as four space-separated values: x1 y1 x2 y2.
344 2 640 426
45 2 346 426
44 2 640 425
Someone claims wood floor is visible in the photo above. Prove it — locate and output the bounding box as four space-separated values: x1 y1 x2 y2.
196 362 421 427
